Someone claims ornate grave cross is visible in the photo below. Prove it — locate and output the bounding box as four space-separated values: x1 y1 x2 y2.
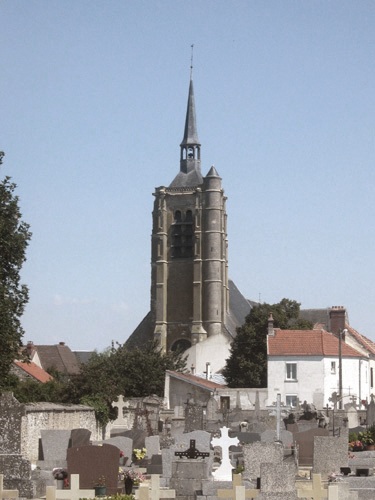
133 403 154 436
0 474 18 499
217 473 259 500
297 473 328 499
136 474 176 500
112 395 130 425
46 474 95 500
211 427 239 481
174 439 210 459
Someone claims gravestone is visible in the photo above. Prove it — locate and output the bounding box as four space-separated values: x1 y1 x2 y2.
103 436 132 463
313 435 348 476
146 455 163 475
211 427 239 481
122 429 147 451
0 393 33 497
40 430 71 466
162 433 212 480
67 444 119 495
70 429 91 448
170 457 211 498
145 435 161 458
232 432 261 445
260 429 293 447
185 402 204 432
175 431 211 452
295 428 329 466
112 395 129 426
242 442 283 483
260 462 297 499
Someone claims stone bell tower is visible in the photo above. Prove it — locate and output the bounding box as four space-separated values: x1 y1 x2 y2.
151 76 229 353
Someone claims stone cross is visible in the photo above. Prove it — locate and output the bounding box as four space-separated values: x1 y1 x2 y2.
211 427 239 481
0 475 18 499
136 474 176 500
297 474 328 499
174 439 210 459
112 395 129 425
46 475 95 500
217 473 259 499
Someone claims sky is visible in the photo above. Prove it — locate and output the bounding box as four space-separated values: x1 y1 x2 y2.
1 1 375 352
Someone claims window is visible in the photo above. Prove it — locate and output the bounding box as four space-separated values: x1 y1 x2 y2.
286 395 298 408
171 210 194 259
371 368 374 389
331 361 336 374
286 363 297 381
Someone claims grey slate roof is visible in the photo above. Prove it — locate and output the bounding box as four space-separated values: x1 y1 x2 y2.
180 79 200 146
169 169 203 188
36 343 81 375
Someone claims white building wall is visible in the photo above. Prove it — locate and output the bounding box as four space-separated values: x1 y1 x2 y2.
268 355 369 409
185 333 231 374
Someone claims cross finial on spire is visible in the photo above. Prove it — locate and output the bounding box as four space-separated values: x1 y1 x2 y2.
190 44 194 79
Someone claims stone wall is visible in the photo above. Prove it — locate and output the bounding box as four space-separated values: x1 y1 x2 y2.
21 402 99 463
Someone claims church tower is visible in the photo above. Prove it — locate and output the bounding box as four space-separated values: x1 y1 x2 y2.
151 76 229 353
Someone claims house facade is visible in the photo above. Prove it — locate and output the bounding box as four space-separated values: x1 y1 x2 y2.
267 326 370 409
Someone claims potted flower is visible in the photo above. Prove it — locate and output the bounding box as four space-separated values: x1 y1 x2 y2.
123 469 145 494
93 475 107 497
358 431 375 450
119 450 126 465
132 447 147 463
52 468 67 489
348 440 364 452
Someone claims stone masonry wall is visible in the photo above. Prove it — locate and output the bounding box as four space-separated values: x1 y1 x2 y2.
21 404 99 463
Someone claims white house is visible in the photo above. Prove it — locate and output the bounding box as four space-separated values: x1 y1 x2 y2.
267 326 370 409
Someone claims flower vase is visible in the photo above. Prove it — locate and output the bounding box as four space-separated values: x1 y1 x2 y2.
124 477 133 495
94 486 107 497
56 479 64 490
119 457 125 465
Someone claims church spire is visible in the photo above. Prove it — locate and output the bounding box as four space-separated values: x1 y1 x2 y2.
181 78 200 148
179 72 201 175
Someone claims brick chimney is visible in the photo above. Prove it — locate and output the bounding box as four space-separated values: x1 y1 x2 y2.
267 313 275 337
329 306 346 335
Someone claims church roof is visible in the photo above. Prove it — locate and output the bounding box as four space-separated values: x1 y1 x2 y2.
169 169 203 188
268 329 365 357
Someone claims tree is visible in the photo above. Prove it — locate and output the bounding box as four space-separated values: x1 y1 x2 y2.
222 298 312 388
0 152 31 390
60 341 186 426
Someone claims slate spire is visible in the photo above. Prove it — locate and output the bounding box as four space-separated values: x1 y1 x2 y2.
170 74 203 187
181 78 200 147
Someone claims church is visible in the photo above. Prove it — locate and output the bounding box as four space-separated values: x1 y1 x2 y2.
126 75 253 374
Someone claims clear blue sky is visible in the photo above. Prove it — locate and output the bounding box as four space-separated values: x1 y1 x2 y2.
2 1 375 351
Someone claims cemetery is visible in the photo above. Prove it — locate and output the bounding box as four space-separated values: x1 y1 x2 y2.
2 386 375 500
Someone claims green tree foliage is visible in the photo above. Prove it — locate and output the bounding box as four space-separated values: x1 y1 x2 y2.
0 153 31 390
61 341 186 426
222 298 312 388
